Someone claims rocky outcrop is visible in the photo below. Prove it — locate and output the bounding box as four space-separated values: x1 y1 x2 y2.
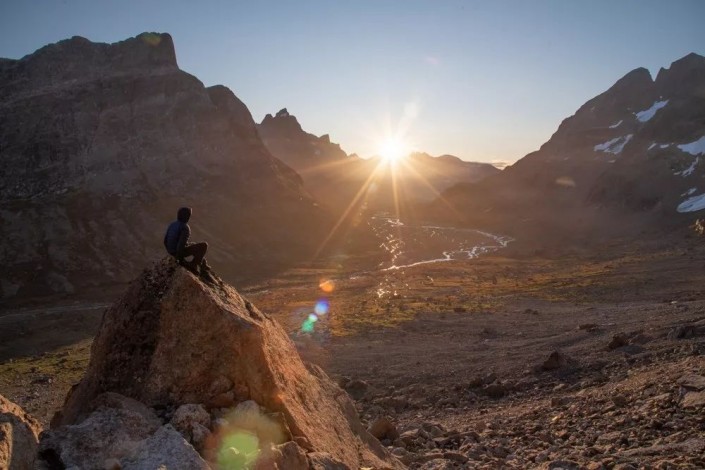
0 394 41 470
0 33 326 300
39 395 208 469
46 259 402 469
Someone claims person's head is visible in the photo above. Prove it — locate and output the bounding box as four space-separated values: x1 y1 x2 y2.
177 207 192 223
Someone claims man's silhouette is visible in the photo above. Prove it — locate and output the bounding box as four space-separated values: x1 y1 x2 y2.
164 207 210 276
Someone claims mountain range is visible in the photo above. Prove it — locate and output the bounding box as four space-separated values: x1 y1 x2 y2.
257 108 499 216
2 32 702 299
431 52 705 247
0 33 327 300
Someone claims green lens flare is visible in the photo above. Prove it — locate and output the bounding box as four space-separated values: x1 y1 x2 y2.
217 431 260 470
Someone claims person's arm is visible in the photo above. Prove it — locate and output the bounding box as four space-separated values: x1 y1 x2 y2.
176 224 191 260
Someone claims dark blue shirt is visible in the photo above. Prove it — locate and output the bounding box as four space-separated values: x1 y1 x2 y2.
164 221 190 256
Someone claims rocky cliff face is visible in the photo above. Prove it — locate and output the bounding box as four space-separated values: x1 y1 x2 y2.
43 259 402 469
0 33 326 300
433 52 705 242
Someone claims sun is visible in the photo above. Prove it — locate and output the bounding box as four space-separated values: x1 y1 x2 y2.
378 137 409 164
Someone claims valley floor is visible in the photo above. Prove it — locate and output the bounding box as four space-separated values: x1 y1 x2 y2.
1 241 705 468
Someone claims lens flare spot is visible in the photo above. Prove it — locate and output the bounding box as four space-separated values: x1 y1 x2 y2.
319 279 335 293
214 402 286 469
301 318 316 333
217 431 259 469
315 299 329 315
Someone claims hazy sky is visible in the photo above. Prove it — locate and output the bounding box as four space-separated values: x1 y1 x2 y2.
1 1 704 165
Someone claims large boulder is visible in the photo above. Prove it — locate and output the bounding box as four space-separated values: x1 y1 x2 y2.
0 394 41 470
38 392 209 469
54 259 402 469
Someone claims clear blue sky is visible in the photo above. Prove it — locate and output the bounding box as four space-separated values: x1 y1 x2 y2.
1 1 703 165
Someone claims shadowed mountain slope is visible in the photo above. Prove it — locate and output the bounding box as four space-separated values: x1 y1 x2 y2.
431 52 705 246
0 33 328 300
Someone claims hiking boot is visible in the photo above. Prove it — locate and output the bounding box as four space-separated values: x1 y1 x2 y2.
179 259 200 275
200 269 217 285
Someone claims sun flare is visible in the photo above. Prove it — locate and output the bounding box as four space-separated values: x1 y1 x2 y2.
378 137 409 163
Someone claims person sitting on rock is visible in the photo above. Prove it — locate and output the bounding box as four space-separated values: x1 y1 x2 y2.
164 207 213 279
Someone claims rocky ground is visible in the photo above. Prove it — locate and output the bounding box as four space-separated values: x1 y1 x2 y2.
1 240 705 468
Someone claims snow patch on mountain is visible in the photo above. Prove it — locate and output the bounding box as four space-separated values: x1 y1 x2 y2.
677 192 705 213
635 100 669 122
594 134 633 154
609 120 623 129
675 157 700 177
648 143 657 150
678 135 705 155
681 187 698 197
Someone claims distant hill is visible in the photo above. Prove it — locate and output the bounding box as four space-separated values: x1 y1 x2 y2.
0 33 327 299
257 109 499 217
430 52 705 247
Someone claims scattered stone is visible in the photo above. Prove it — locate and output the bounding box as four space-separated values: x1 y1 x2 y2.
667 325 698 339
483 382 508 398
345 379 369 400
469 372 497 387
608 334 629 350
612 394 628 407
677 374 705 391
120 425 208 470
551 396 574 407
617 438 705 457
419 458 457 469
368 416 399 441
399 428 421 445
541 351 571 371
681 391 705 407
170 404 211 450
256 441 308 470
443 451 469 463
337 376 351 389
0 394 41 470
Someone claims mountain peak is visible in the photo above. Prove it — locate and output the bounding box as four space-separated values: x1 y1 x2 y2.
29 32 177 69
655 52 705 94
610 67 654 92
670 52 705 68
260 108 304 134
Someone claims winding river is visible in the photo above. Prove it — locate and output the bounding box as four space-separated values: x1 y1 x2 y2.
370 214 512 271
365 214 513 298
